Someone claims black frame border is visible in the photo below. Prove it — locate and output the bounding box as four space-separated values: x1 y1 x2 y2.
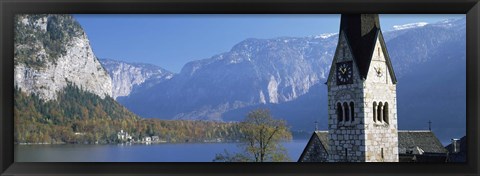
1 0 479 175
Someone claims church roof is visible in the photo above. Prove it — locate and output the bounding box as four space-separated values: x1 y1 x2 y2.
298 131 329 162
314 131 329 152
340 14 397 83
298 130 447 162
400 154 448 162
398 130 448 154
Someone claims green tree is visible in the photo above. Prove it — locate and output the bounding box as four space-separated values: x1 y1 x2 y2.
214 109 292 162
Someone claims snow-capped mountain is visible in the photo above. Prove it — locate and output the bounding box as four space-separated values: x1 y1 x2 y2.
313 33 338 39
385 17 466 76
392 22 428 31
115 18 466 142
99 59 174 99
118 35 338 120
388 18 466 144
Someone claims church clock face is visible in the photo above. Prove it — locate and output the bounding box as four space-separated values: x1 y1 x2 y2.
336 61 353 85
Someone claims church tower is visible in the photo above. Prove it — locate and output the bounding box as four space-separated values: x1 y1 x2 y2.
326 14 399 162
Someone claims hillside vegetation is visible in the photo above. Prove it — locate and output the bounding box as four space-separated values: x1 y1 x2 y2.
14 84 242 144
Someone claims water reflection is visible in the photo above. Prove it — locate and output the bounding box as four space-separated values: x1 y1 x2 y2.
15 140 308 162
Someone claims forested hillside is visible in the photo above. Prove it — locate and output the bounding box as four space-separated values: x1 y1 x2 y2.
14 84 242 144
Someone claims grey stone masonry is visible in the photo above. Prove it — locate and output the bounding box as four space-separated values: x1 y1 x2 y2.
326 30 399 162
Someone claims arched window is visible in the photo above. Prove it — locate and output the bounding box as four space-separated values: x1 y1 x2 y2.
343 102 350 122
337 103 343 122
373 102 377 122
383 102 389 124
350 102 355 122
377 102 383 122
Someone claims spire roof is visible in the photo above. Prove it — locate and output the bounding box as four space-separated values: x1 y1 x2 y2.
339 14 397 83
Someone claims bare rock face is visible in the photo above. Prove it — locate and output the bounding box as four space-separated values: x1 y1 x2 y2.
14 14 112 100
99 59 174 99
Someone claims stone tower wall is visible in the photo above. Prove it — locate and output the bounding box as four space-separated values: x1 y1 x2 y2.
327 32 399 162
362 37 399 162
327 32 366 162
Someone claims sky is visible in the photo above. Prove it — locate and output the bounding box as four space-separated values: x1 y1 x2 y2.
74 14 465 73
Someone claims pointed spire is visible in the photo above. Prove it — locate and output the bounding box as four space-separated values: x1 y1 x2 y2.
337 14 397 83
428 120 432 131
314 121 318 131
340 14 380 37
339 14 381 80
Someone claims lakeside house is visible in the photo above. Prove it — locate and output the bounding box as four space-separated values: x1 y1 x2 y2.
203 138 223 143
117 130 169 144
117 130 132 142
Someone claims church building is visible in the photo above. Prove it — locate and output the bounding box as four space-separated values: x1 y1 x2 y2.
298 14 448 162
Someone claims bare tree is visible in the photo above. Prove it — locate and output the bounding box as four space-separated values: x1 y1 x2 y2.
214 109 292 162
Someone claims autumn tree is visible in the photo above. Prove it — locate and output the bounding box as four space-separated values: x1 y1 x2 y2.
214 109 292 162
14 85 243 144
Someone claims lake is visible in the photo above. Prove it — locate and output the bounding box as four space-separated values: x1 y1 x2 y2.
15 140 308 162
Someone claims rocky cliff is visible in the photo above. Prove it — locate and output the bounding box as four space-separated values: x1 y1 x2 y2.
14 14 112 100
99 58 173 99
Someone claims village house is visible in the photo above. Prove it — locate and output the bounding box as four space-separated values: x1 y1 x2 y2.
143 136 152 142
445 136 467 162
117 130 132 142
298 14 457 162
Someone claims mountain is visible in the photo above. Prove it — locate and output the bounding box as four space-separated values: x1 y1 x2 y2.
99 58 174 99
118 36 337 120
392 22 428 31
386 18 466 77
116 18 466 143
14 14 112 100
12 14 243 145
13 14 136 144
391 18 466 144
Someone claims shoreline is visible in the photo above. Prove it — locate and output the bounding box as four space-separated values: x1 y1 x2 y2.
15 139 302 146
15 141 242 145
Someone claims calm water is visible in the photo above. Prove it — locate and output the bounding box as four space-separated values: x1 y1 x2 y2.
15 140 308 162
